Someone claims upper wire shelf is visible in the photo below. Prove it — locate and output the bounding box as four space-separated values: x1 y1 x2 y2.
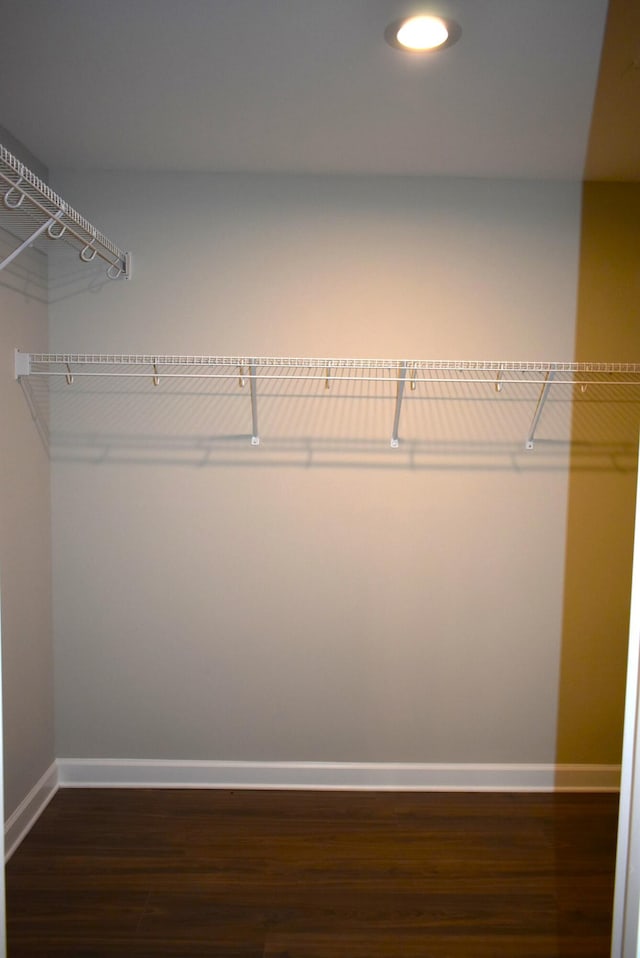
15 351 640 451
0 143 131 279
17 353 640 379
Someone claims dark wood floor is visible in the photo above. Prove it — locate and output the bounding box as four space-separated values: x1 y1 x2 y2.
6 789 618 957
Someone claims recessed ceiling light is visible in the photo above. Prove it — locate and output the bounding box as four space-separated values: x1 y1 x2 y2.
385 14 461 52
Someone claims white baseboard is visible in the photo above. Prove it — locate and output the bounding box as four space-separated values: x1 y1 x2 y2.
5 762 59 861
57 759 621 793
4 760 619 856
554 764 620 791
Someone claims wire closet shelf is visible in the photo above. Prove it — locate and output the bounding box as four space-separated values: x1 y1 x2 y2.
0 143 131 279
15 352 640 451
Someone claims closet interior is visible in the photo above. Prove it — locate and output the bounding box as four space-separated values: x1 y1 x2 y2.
1 1 638 952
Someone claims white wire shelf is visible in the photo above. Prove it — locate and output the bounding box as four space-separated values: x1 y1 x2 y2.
15 351 640 450
17 353 640 376
0 143 131 279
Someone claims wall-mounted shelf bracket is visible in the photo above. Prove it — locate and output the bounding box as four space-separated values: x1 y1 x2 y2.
0 211 65 272
14 348 31 378
248 363 260 445
525 370 555 450
0 143 131 279
390 362 408 448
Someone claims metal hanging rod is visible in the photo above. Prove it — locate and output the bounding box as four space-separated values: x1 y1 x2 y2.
0 143 131 279
15 351 640 451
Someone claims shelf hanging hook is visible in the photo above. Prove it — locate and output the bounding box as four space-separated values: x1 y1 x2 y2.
46 210 67 240
80 235 98 262
410 367 417 391
152 363 160 387
325 366 331 390
65 363 74 385
3 177 25 209
106 262 122 279
238 366 246 388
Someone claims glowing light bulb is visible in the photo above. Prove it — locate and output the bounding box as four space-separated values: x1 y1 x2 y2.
397 15 449 50
385 15 461 53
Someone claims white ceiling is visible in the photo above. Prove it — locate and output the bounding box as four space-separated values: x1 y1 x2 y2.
0 0 615 179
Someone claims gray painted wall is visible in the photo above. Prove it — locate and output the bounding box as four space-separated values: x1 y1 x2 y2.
0 125 48 182
48 172 580 764
0 227 54 818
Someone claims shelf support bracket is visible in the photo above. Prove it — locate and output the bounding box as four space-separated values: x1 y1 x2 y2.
525 371 554 450
390 362 408 448
0 216 60 272
248 363 260 446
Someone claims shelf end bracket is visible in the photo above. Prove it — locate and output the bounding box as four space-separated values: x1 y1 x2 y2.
14 349 31 379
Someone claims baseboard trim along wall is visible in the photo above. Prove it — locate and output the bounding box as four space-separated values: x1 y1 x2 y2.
4 760 620 859
57 759 621 793
5 762 59 861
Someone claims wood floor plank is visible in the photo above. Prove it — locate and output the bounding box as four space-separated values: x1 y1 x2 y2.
262 930 610 958
6 789 618 957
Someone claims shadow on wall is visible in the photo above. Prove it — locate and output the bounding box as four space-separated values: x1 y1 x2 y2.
555 184 640 775
17 366 640 472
